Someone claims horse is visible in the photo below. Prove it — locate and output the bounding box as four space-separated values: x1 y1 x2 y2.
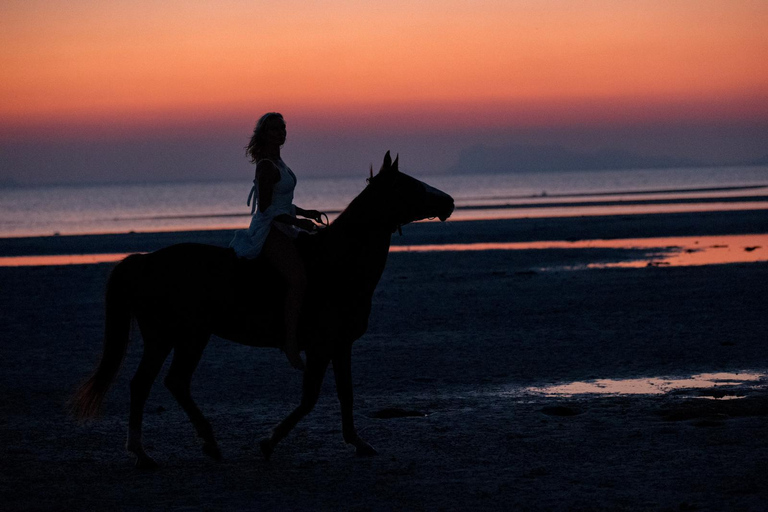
71 151 455 468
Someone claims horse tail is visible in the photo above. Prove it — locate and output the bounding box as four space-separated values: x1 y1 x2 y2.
70 253 143 421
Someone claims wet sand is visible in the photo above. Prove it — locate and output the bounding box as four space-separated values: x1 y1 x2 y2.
1 211 767 511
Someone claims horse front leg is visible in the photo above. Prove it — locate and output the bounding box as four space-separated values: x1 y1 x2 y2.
260 350 330 461
333 345 377 456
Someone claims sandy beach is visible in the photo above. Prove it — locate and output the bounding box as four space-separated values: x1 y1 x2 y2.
1 210 768 511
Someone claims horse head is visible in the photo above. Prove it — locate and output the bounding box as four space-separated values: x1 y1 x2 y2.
365 151 454 232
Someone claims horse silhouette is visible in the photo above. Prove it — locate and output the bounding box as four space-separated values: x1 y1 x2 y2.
72 151 455 468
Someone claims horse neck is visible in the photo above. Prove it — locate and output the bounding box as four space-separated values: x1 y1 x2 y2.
324 221 391 284
321 193 393 290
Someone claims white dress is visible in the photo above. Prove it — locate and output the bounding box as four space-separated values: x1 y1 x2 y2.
230 159 298 259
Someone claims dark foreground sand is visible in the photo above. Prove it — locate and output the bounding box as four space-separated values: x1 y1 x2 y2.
1 211 767 511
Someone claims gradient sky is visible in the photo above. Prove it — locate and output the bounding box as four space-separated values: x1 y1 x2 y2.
1 0 767 184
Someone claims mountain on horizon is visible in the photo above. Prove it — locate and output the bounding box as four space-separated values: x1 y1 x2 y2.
447 144 705 174
743 154 768 166
0 178 21 188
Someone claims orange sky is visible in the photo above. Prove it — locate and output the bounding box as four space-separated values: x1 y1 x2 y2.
2 0 767 129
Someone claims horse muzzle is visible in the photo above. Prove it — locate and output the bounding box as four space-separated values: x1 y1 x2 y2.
424 184 455 222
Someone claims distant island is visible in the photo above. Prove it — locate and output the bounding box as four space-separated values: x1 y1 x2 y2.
746 153 768 166
0 178 21 188
447 144 768 174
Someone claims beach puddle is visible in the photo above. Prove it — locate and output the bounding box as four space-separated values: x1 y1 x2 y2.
392 234 768 268
526 371 768 399
587 235 767 268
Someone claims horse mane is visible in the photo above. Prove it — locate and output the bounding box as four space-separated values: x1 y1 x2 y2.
329 179 378 230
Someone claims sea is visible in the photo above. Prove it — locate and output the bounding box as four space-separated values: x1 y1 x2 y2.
1 166 767 239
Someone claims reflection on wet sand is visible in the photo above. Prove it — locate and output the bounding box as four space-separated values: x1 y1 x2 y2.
0 253 132 267
586 234 768 268
528 372 768 399
392 234 768 268
1 234 766 267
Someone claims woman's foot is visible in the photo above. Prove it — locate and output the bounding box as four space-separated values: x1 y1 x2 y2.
284 343 305 371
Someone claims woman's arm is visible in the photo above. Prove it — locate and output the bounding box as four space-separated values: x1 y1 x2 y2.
256 160 280 213
257 162 320 230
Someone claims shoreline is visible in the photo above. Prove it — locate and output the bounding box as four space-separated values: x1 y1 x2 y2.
0 210 768 257
1 209 767 258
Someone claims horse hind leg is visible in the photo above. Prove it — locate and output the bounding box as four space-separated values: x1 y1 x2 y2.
127 335 172 469
163 335 221 461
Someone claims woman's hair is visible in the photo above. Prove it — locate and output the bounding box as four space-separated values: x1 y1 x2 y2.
245 112 284 163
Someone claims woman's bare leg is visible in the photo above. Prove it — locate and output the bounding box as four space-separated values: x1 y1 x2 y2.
262 228 306 371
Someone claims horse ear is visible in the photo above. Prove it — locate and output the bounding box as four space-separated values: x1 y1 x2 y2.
392 154 399 172
383 151 392 170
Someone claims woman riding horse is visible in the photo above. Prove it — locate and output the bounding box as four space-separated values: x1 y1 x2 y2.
71 150 454 468
230 113 324 371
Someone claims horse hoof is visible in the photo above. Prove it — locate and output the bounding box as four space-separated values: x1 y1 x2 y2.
259 438 274 461
135 454 159 470
355 443 378 457
202 442 223 461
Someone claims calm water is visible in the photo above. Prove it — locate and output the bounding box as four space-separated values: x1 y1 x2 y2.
1 166 767 238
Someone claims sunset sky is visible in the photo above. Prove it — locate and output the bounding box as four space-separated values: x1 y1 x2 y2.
2 0 767 184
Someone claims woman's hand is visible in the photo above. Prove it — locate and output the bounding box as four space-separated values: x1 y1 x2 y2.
295 218 318 232
301 209 325 223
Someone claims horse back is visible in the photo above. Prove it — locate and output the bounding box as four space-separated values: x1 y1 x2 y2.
130 243 284 348
128 238 374 354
